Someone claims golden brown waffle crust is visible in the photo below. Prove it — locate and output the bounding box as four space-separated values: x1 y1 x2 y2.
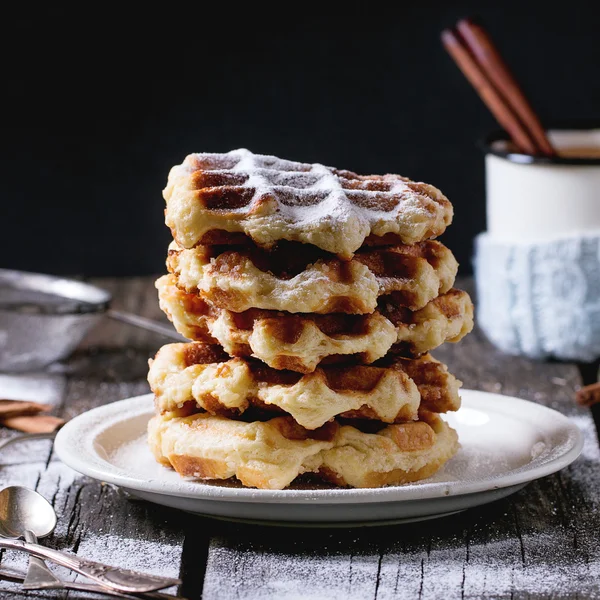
163 149 453 258
148 411 459 489
148 342 462 430
167 240 458 314
157 275 474 372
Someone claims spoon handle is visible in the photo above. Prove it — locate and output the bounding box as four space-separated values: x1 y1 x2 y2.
107 309 186 341
0 538 180 594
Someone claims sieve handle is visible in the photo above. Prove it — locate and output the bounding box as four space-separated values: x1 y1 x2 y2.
106 310 185 341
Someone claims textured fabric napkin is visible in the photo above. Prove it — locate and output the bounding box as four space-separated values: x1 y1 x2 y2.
474 231 600 362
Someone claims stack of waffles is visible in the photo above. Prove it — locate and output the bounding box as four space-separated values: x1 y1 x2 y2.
147 149 474 490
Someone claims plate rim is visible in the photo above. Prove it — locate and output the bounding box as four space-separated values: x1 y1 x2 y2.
54 390 584 505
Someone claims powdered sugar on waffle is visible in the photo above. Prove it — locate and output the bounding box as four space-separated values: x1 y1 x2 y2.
165 149 453 256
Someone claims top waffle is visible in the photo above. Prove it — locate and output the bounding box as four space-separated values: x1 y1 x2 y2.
164 149 454 258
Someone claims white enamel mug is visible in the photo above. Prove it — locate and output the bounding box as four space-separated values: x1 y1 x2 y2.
484 126 600 240
474 126 600 362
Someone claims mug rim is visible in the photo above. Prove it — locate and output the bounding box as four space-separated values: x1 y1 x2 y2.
481 120 600 166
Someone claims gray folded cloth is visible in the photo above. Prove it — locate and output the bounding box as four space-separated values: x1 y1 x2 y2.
473 231 600 362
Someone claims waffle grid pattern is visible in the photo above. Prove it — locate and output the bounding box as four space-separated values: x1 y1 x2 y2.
150 148 469 489
164 149 453 257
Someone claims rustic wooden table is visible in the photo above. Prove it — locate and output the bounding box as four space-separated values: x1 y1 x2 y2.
0 277 598 600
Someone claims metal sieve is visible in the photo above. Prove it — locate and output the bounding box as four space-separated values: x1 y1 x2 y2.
0 268 184 372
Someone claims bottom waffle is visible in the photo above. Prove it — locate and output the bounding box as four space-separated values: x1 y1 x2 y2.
148 411 459 490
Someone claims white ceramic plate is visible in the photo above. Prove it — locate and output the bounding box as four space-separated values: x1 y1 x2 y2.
54 391 584 526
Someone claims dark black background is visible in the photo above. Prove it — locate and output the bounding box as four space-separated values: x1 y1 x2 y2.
4 2 599 276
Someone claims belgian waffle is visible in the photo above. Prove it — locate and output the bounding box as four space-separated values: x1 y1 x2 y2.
157 275 473 372
163 149 453 258
148 342 462 430
148 410 458 489
167 239 458 314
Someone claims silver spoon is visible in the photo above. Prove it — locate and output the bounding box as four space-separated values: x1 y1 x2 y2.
0 486 181 594
8 484 60 590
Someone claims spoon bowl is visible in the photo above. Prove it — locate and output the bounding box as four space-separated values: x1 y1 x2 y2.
0 486 57 539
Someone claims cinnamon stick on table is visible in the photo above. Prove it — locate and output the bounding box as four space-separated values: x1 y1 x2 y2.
0 415 65 434
576 382 600 407
0 399 52 418
0 399 64 433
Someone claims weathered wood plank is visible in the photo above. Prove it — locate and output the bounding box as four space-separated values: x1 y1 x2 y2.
0 371 69 598
6 275 597 599
0 277 189 598
201 422 599 600
200 279 600 600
